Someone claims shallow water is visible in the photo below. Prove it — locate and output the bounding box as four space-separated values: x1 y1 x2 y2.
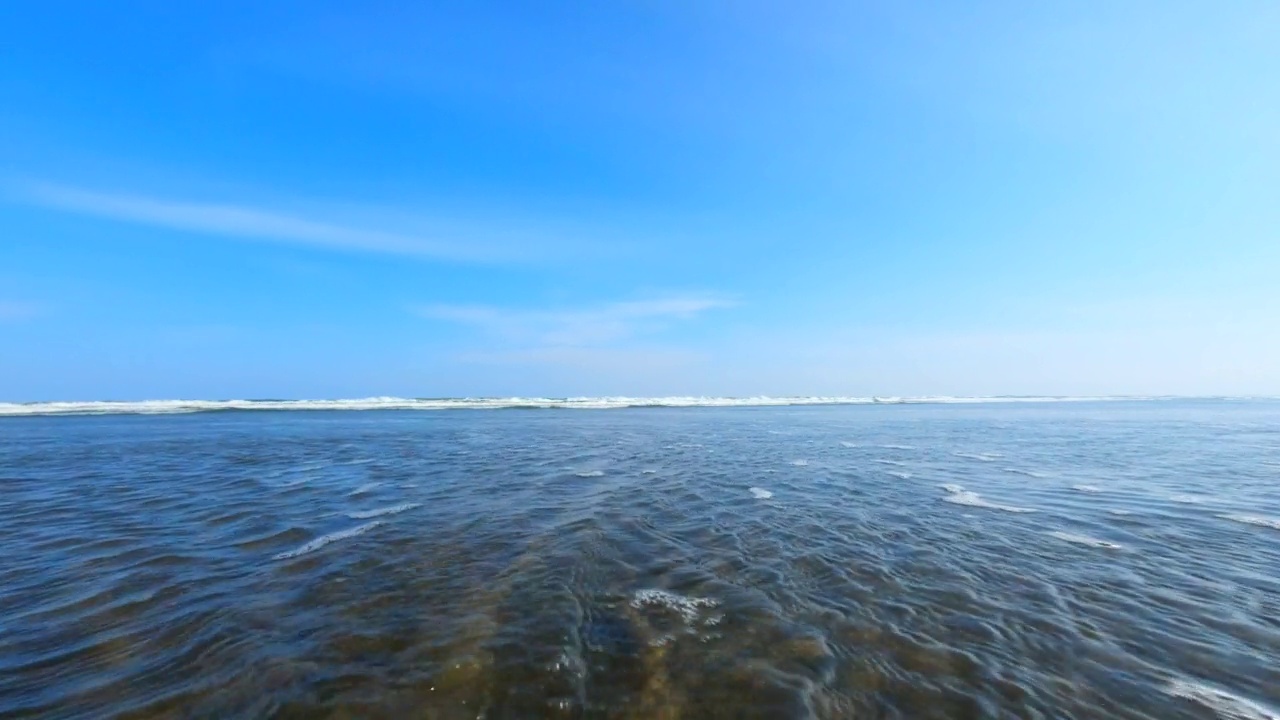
2 400 1279 718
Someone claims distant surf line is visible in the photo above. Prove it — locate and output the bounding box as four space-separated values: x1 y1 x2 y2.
0 395 1191 416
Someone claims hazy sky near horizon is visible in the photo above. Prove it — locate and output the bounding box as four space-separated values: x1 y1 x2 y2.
2 1 1278 400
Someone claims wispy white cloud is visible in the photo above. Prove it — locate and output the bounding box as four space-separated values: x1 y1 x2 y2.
0 301 41 322
414 295 734 347
10 181 536 263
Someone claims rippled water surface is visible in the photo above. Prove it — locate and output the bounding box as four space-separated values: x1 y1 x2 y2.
3 401 1280 719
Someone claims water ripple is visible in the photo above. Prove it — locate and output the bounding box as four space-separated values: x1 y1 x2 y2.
2 400 1279 717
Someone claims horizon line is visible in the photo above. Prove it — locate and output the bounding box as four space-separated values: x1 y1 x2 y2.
2 395 1274 417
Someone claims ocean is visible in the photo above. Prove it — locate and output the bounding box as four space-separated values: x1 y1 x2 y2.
2 399 1278 718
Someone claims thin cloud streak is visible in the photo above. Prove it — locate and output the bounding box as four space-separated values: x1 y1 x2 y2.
415 296 734 347
13 181 525 263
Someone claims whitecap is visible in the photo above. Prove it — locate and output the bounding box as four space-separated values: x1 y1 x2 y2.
1108 509 1134 516
1048 531 1122 550
940 485 1035 513
630 589 719 625
641 469 657 475
349 482 380 496
1219 514 1280 531
875 459 907 467
839 441 860 448
879 444 915 450
347 502 421 520
273 521 383 560
940 483 966 494
886 471 912 480
749 487 774 500
1003 467 1049 478
574 470 605 478
1073 484 1103 493
791 459 809 467
1167 679 1279 720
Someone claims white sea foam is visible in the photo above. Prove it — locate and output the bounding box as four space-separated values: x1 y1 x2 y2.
347 503 421 519
1219 514 1280 531
1167 679 1279 720
1108 509 1134 516
879 444 915 450
574 470 605 478
1073 484 1103 493
940 485 1036 513
641 469 657 475
874 459 907 467
0 395 1165 416
1003 467 1049 478
630 589 719 625
273 521 383 560
886 471 912 480
749 487 774 499
349 483 380 496
790 459 809 467
839 441 860 448
1048 531 1122 550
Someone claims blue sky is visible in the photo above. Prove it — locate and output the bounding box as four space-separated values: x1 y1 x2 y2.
2 1 1278 400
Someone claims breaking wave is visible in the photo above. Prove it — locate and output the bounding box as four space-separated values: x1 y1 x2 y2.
273 521 384 560
1166 680 1279 720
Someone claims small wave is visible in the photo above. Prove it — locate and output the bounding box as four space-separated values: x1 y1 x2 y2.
1171 494 1211 504
1003 467 1048 478
1073 484 1103 493
790 459 809 467
886 471 912 480
574 470 605 477
839 441 860 448
349 483 380 496
1048 531 1122 550
347 503 421 520
1167 679 1279 720
749 487 774 500
273 521 383 560
630 589 719 625
874 459 906 467
879 444 915 450
940 483 966 494
952 448 998 458
940 485 1035 513
1219 514 1280 531
1108 509 1134 516
641 469 657 475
